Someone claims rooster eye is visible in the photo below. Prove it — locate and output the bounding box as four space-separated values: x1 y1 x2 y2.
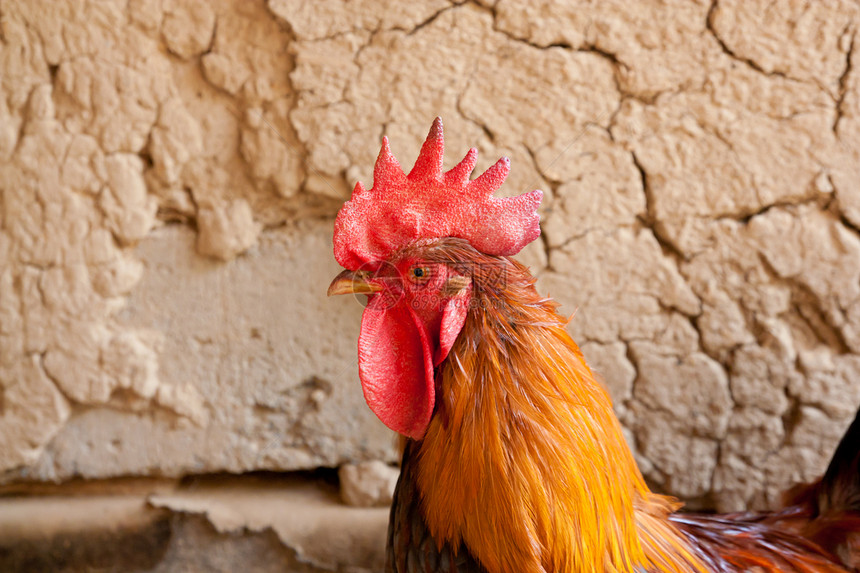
410 266 429 281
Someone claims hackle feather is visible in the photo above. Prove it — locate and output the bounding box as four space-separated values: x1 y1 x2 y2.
410 240 708 573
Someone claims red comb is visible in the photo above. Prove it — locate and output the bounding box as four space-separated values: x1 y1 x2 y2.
333 118 543 269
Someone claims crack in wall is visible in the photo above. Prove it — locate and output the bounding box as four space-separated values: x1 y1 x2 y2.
705 192 828 228
834 28 856 135
706 0 792 83
403 1 467 37
455 70 499 146
629 151 688 263
477 0 628 101
36 351 73 406
756 249 852 355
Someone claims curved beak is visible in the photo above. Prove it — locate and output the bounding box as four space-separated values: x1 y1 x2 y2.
327 269 383 296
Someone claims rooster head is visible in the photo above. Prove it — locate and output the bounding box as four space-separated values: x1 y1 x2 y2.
327 118 542 439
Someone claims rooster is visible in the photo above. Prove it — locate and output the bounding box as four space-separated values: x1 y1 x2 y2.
328 118 860 573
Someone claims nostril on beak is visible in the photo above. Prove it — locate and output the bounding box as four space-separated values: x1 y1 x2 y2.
327 270 383 296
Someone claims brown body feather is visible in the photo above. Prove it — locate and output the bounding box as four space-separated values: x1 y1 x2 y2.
384 240 860 573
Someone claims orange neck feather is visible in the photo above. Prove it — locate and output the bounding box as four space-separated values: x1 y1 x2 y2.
413 255 709 573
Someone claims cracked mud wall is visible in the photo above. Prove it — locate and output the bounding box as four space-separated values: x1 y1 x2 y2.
1 0 859 513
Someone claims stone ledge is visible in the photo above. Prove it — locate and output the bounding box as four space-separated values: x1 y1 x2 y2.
0 475 388 573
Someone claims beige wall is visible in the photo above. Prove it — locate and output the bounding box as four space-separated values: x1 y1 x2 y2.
1 0 859 513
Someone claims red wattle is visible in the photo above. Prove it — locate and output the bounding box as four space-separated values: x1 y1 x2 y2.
357 296 435 440
435 284 471 365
